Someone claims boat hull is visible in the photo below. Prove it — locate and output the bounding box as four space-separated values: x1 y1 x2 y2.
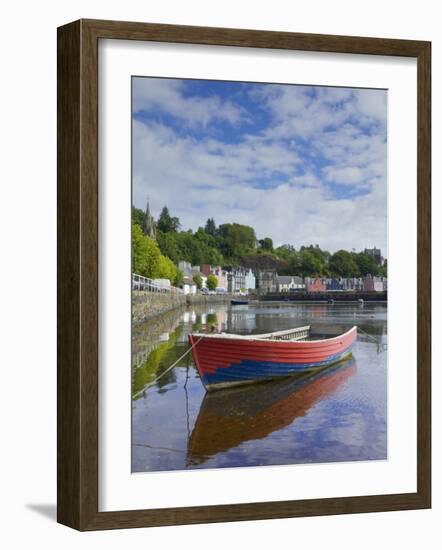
230 299 249 306
189 326 357 391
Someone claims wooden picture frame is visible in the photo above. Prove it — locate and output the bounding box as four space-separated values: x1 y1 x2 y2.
57 18 431 530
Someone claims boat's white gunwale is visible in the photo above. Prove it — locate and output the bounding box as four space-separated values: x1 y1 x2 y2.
191 325 357 345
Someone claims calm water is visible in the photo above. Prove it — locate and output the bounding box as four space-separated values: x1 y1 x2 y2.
132 302 387 472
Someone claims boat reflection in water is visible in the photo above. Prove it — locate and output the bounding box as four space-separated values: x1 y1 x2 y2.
187 357 357 466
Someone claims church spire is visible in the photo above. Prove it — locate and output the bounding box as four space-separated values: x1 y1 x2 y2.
143 197 156 239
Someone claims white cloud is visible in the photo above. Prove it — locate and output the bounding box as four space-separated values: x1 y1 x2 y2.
133 124 387 253
133 80 388 254
133 78 246 127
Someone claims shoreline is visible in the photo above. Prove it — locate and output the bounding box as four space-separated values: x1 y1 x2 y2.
132 291 233 324
132 291 387 325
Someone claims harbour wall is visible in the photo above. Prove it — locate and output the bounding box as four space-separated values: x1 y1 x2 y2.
261 291 387 302
132 291 231 324
132 291 186 324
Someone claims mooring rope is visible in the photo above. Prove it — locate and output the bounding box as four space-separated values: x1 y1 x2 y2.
357 326 387 352
133 336 203 399
357 326 381 342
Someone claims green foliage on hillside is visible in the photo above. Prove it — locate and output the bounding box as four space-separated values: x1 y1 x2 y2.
132 205 386 280
132 223 181 284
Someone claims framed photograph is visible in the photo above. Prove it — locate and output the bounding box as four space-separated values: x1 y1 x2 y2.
57 19 431 530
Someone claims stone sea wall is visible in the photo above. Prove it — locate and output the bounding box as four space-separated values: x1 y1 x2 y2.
132 291 187 324
186 294 231 306
132 291 232 324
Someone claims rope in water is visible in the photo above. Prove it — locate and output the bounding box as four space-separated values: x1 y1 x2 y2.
357 326 386 345
133 336 203 399
358 327 387 351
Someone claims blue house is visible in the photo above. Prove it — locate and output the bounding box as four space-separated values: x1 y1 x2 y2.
326 278 344 291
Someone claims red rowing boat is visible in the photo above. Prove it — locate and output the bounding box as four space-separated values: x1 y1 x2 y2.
189 325 357 391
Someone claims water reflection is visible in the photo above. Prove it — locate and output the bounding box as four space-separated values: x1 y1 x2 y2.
187 358 357 466
132 302 387 472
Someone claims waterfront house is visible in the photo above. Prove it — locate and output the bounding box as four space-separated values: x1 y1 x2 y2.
363 274 384 292
211 265 227 291
245 268 256 291
178 260 193 277
182 276 197 295
178 261 207 288
306 278 326 293
277 275 304 292
325 278 344 291
256 270 278 295
224 266 249 293
342 277 364 291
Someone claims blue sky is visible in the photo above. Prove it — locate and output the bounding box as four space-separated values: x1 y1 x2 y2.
132 77 387 253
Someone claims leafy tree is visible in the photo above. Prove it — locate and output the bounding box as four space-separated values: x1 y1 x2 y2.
218 223 256 259
132 206 145 228
206 274 218 291
175 269 184 287
193 274 203 289
288 252 302 275
157 255 177 281
299 250 324 276
300 244 330 266
157 206 180 233
259 237 273 251
353 252 380 276
132 223 161 277
275 244 296 261
204 217 217 237
156 231 181 264
329 250 359 277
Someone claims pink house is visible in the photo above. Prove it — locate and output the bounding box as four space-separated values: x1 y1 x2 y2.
306 278 326 292
200 264 212 277
363 274 383 292
200 264 227 290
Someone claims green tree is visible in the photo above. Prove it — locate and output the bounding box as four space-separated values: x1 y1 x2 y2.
132 223 161 277
259 237 273 251
132 206 145 228
329 250 359 277
156 230 181 263
204 217 217 237
299 250 324 276
206 274 218 291
288 251 302 275
157 206 180 233
300 244 330 267
193 274 203 289
157 254 177 281
379 259 387 277
218 223 256 259
275 244 296 261
175 269 184 287
353 252 380 276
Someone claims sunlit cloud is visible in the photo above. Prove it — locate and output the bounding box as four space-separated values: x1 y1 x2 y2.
132 78 387 254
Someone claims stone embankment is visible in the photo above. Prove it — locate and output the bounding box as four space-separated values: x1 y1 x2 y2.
132 291 186 323
132 291 232 324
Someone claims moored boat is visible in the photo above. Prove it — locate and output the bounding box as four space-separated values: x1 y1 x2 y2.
230 299 249 306
188 325 357 391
